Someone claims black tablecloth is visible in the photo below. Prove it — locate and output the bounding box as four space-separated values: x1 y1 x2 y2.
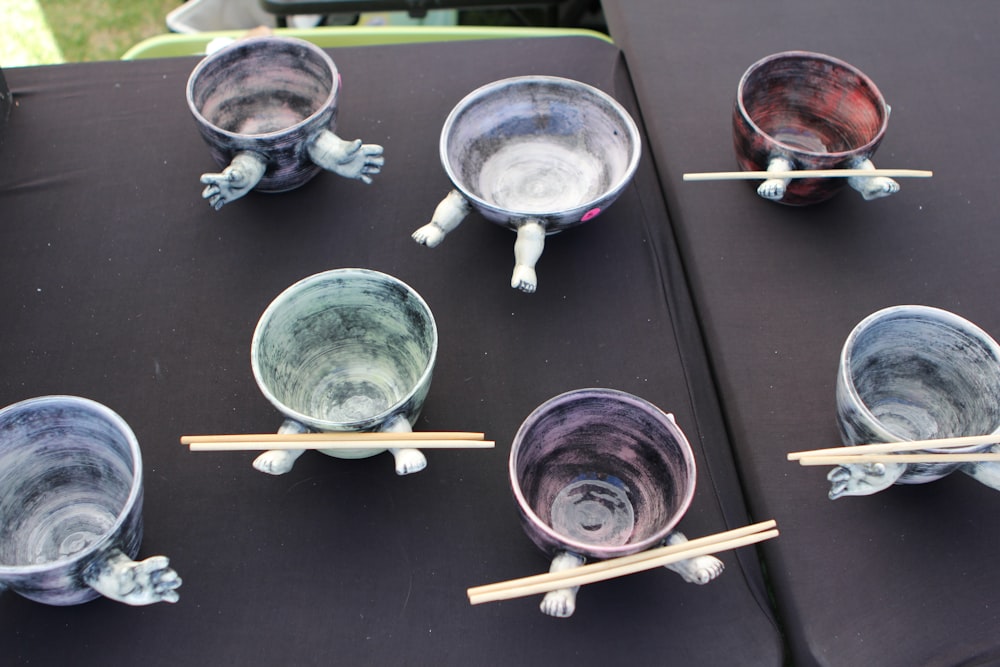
603 1 1000 665
0 37 781 665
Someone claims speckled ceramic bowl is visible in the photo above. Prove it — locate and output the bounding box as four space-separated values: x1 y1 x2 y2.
251 268 438 460
0 396 179 606
509 388 696 560
837 305 1000 484
733 51 890 205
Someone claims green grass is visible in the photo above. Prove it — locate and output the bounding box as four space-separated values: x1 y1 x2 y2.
38 0 180 62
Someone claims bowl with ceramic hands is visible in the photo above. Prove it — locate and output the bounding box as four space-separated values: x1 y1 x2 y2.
186 35 384 210
830 305 1000 499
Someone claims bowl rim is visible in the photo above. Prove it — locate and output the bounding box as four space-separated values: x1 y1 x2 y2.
185 35 340 140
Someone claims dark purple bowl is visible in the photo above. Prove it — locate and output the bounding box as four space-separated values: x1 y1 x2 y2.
733 51 889 206
509 388 696 560
186 36 339 193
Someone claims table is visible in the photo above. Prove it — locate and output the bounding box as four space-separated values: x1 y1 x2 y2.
603 1 1000 665
0 36 781 665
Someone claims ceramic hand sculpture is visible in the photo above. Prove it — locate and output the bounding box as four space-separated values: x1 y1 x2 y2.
539 533 724 619
200 136 384 210
86 551 181 605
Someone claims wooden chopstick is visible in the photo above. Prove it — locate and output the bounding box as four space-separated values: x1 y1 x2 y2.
789 433 1000 466
683 169 933 182
467 520 778 606
181 432 493 451
797 453 1000 466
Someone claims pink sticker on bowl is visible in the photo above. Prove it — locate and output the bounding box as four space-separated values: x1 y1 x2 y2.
582 207 602 222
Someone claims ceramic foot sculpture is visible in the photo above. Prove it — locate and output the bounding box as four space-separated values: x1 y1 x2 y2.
411 189 471 249
511 221 546 293
757 156 899 203
412 190 547 293
86 550 182 605
538 531 724 618
846 157 900 201
253 419 427 477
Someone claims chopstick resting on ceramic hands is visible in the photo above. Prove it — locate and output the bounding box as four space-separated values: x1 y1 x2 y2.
466 520 778 606
789 434 1000 466
683 168 933 182
181 431 493 451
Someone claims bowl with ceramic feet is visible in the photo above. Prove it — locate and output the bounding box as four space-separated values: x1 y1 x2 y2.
250 268 437 477
508 388 723 617
412 76 641 293
733 50 898 206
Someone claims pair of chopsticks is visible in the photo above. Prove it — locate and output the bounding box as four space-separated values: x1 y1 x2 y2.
180 431 494 451
788 434 1000 466
683 168 933 182
467 519 778 606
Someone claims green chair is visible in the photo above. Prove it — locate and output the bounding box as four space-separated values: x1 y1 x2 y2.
121 25 611 59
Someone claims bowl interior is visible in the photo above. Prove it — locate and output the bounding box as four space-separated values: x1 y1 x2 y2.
0 400 135 568
512 391 694 554
253 272 436 426
739 54 886 155
847 314 1000 441
189 38 335 136
443 78 637 215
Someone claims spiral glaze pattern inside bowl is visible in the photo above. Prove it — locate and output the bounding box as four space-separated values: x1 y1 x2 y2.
509 388 696 560
441 76 641 231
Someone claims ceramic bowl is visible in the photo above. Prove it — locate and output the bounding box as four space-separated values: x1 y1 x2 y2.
733 51 891 205
0 396 180 606
509 388 696 560
837 305 1000 486
187 36 339 193
187 36 383 209
442 75 640 231
413 76 641 292
251 268 437 469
